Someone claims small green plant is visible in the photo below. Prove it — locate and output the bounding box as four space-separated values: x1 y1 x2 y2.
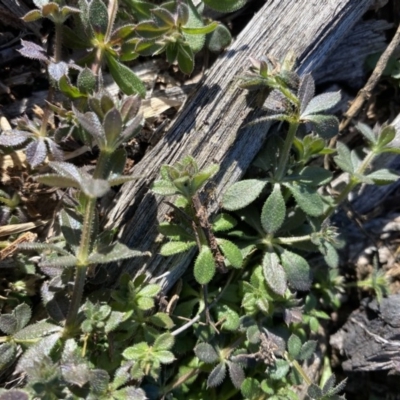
153 53 398 398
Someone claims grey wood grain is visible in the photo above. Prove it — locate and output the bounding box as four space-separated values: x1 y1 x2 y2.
103 0 374 289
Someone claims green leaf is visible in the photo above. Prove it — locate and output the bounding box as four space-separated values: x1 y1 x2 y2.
298 340 317 361
222 179 268 211
155 350 175 364
280 249 312 291
334 142 353 173
206 24 232 52
138 283 161 298
207 362 226 388
135 21 170 39
59 75 83 99
105 52 146 97
261 183 285 234
181 21 219 35
296 166 332 186
16 333 60 377
228 361 245 389
212 213 237 232
88 242 143 263
182 0 206 53
285 182 324 217
305 114 339 139
89 0 108 35
194 343 219 363
263 251 287 296
356 122 376 144
269 359 290 380
365 168 399 185
194 246 216 284
148 312 174 329
103 107 122 147
152 179 178 195
308 384 323 399
105 311 125 333
377 125 396 147
14 321 61 340
0 343 16 369
217 238 243 268
77 67 96 94
123 342 149 360
154 332 175 351
216 304 240 331
160 240 196 256
177 42 194 75
14 303 31 331
191 164 219 192
202 0 246 12
241 378 262 399
301 91 341 116
22 9 42 22
159 222 194 241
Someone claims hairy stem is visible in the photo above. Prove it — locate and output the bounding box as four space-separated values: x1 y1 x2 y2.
40 22 63 137
64 147 113 332
323 149 377 220
275 122 299 181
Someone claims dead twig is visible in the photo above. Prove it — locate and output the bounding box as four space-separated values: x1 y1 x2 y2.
340 22 400 131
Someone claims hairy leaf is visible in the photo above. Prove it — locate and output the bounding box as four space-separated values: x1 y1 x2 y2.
48 61 69 82
287 334 302 359
207 362 226 388
299 340 317 361
206 24 232 52
14 321 61 340
16 333 60 376
154 332 175 351
285 182 324 217
194 245 216 284
356 122 376 144
212 213 237 232
18 40 48 62
228 361 245 389
89 0 108 35
222 179 268 211
263 251 287 296
194 343 219 363
306 114 339 139
261 183 285 233
203 0 246 12
26 139 47 167
301 91 341 116
88 242 143 263
298 73 315 115
105 53 146 97
280 249 312 291
0 343 16 369
160 240 196 256
217 238 243 268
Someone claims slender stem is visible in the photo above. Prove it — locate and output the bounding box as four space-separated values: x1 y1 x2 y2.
274 234 312 245
291 358 312 386
54 21 63 64
40 22 63 137
171 270 235 336
323 150 377 220
275 122 299 181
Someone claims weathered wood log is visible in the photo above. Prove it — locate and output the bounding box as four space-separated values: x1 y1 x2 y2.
103 0 375 289
330 294 400 372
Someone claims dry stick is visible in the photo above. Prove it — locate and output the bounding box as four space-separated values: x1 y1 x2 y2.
340 22 400 131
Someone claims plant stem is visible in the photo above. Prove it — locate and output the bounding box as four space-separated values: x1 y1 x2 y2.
323 149 377 220
65 197 96 332
274 234 312 245
64 146 113 333
275 122 299 181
